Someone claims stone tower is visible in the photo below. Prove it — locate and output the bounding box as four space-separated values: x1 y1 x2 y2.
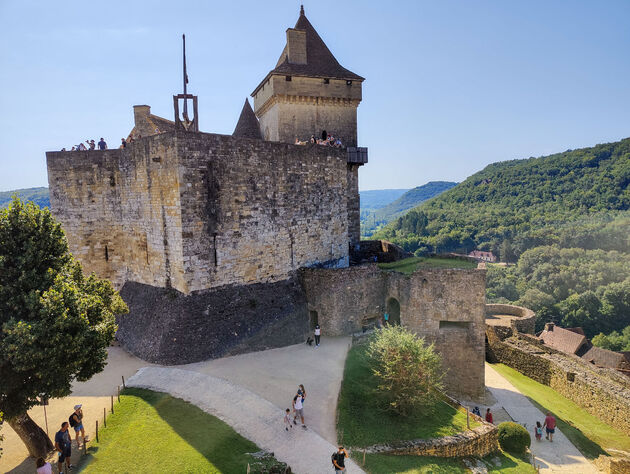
252 6 364 146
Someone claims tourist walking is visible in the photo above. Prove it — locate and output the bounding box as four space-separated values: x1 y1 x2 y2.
472 406 481 417
283 408 293 431
98 137 107 150
535 421 543 441
314 324 321 346
485 408 493 424
331 446 348 473
36 457 52 474
54 422 73 474
70 404 88 447
292 391 306 429
543 412 556 442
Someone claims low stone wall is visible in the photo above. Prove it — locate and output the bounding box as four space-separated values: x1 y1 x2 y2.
486 326 630 436
485 303 536 334
361 423 499 458
116 277 309 364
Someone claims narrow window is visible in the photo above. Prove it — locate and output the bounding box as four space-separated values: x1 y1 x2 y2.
105 245 109 262
213 233 218 266
323 78 330 84
286 75 292 81
346 80 352 86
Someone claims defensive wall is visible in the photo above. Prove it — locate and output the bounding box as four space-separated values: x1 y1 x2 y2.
486 325 630 437
485 303 536 334
302 264 487 399
47 131 359 295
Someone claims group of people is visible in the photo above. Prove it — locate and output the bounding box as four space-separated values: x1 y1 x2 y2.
35 404 87 474
295 130 343 148
61 136 142 152
284 384 308 431
472 406 558 443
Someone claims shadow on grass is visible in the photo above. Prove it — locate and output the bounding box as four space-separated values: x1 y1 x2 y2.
523 395 608 460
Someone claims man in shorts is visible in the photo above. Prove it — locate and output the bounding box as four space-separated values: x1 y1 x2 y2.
292 392 306 429
55 422 73 473
70 404 88 447
543 411 557 442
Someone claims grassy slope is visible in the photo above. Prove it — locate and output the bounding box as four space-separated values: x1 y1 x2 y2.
378 256 477 274
491 363 630 459
337 344 474 447
79 388 261 473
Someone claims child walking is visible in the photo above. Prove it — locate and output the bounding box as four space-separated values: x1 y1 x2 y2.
284 408 293 431
535 421 543 441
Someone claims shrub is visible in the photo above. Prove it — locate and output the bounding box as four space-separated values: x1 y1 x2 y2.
366 326 444 415
497 422 531 454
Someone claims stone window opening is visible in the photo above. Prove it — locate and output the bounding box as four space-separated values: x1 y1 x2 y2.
213 233 218 266
567 372 576 382
439 321 470 330
346 80 352 86
386 297 401 326
105 245 109 262
285 75 292 81
323 78 330 84
309 310 319 330
109 175 115 187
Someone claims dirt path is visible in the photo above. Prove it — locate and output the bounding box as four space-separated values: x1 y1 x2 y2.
485 363 597 473
128 366 365 474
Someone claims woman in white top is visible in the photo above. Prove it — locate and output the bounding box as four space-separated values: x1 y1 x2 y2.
314 324 321 346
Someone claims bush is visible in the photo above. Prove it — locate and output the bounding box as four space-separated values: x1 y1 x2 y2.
366 326 444 415
497 422 531 454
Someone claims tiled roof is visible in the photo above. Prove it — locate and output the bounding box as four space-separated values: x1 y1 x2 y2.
581 345 630 370
539 324 587 355
232 99 262 139
252 6 363 95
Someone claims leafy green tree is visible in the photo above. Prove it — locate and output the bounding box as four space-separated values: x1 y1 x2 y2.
592 326 630 351
0 198 127 458
367 326 444 416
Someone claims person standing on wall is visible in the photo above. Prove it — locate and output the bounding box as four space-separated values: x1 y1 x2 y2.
98 137 107 150
314 324 321 347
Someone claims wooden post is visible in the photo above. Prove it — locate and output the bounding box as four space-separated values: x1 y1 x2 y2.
466 407 470 429
122 375 126 389
110 395 114 414
362 450 366 465
103 407 107 428
117 386 120 402
96 420 99 442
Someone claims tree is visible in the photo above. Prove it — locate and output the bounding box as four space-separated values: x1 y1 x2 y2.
366 326 444 415
0 198 127 458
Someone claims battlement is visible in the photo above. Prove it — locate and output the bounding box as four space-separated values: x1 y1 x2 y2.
47 131 361 294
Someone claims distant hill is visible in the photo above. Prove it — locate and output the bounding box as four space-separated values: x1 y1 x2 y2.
361 182 457 237
0 187 50 209
359 189 409 211
374 137 630 337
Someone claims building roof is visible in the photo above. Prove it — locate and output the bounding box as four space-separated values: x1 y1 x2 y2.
581 344 630 370
252 6 363 95
539 323 587 355
232 99 262 139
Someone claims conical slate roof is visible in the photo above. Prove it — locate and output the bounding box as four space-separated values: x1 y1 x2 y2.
232 98 262 139
252 6 363 95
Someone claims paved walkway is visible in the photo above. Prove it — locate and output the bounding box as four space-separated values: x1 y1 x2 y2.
128 366 364 474
485 364 597 473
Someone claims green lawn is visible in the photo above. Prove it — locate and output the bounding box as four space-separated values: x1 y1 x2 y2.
355 451 535 473
79 388 268 473
337 344 476 447
491 363 630 459
378 256 477 274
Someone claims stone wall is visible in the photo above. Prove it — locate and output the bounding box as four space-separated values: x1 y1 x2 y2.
116 277 309 364
47 131 359 295
485 303 536 334
301 265 487 399
486 326 630 436
362 423 499 458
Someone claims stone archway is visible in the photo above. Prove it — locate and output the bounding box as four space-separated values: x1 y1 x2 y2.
386 297 401 326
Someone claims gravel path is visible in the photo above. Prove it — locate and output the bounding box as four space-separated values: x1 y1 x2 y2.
485 364 597 473
127 366 364 474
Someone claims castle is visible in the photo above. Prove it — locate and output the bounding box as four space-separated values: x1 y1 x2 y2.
46 7 486 399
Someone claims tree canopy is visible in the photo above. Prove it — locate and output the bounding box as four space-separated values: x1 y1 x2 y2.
0 198 127 456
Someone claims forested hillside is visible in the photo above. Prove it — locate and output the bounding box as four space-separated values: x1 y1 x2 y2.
0 187 49 208
360 189 409 211
361 182 457 237
375 138 630 338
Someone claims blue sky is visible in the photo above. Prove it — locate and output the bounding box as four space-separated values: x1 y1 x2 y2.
1 0 629 191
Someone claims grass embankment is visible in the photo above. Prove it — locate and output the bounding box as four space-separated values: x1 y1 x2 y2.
492 363 630 459
79 388 263 473
378 256 477 274
338 344 533 473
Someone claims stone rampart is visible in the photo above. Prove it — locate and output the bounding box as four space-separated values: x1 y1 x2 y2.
301 265 487 399
47 131 358 295
361 423 498 458
485 303 536 334
486 326 630 436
